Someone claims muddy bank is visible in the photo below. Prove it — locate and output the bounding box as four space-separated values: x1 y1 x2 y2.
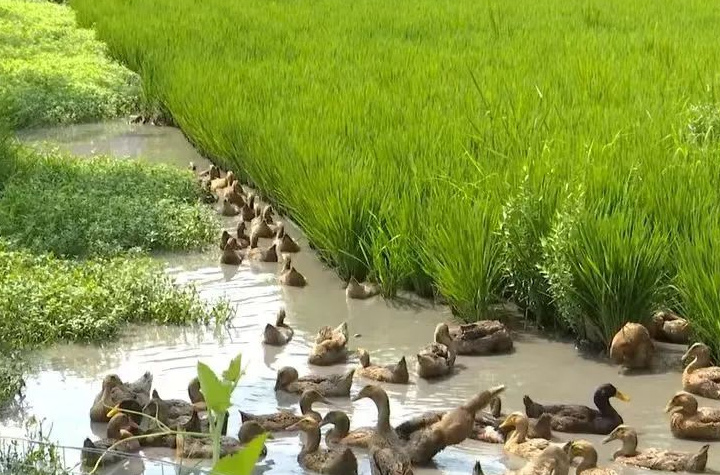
2 121 717 475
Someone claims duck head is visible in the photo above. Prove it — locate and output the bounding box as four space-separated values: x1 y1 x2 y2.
434 323 453 346
595 383 630 403
665 391 698 415
682 342 710 365
602 424 637 445
357 348 371 368
286 416 320 433
499 411 528 432
351 384 387 404
274 366 299 390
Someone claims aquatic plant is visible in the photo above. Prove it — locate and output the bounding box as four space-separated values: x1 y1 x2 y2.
0 147 218 257
0 0 139 128
71 0 720 352
0 418 71 475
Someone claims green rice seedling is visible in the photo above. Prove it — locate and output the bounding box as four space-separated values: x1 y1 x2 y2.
70 0 720 345
543 198 671 346
0 0 139 128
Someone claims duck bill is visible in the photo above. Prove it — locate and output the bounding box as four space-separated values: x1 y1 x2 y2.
614 390 630 402
286 422 300 431
350 394 364 402
664 402 678 413
601 433 615 444
106 405 121 419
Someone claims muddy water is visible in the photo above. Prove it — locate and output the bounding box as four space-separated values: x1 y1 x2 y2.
4 121 719 475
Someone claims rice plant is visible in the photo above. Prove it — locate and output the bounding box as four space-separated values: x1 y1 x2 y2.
69 0 720 351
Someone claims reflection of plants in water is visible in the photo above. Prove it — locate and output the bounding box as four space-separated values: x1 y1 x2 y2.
0 417 71 475
89 353 264 475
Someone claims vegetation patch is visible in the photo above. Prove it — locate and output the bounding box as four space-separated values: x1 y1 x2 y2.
0 147 217 257
71 0 720 354
0 0 139 129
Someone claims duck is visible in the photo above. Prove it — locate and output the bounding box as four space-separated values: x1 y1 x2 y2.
523 383 629 434
682 342 720 399
274 366 354 397
345 277 381 300
275 225 301 253
564 440 617 475
220 239 243 266
239 389 330 431
89 373 152 422
142 390 201 433
279 257 307 287
240 200 255 222
251 219 274 239
474 445 570 475
647 310 690 344
665 391 720 440
81 410 140 467
499 412 550 459
220 197 239 217
263 308 294 346
176 421 270 459
236 221 251 248
211 171 235 192
351 385 414 472
357 349 409 384
416 323 456 379
442 389 507 445
219 230 232 250
448 320 513 355
248 243 279 262
309 322 349 366
394 395 503 442
602 424 709 472
406 385 505 462
224 182 245 207
320 410 375 448
287 417 358 475
609 322 654 371
199 165 221 180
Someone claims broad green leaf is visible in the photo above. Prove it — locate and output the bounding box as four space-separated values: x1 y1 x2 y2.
222 353 242 384
197 362 231 414
211 434 267 475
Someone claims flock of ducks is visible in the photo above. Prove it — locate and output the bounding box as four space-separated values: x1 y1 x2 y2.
80 165 720 474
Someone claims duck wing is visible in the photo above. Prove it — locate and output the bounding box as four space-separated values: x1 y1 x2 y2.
695 366 720 383
341 427 375 448
395 411 444 440
696 407 720 423
370 446 413 475
239 409 299 431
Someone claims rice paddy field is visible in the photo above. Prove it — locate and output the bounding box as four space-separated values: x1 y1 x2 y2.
71 0 720 352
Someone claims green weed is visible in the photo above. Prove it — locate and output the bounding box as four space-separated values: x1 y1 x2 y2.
0 0 139 128
0 148 218 257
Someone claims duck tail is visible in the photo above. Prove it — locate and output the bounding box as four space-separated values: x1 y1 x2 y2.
238 410 254 423
523 395 543 418
472 461 484 475
689 445 710 472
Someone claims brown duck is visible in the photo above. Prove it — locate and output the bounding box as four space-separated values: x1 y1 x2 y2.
416 323 456 379
279 257 307 287
603 424 709 472
564 440 617 475
499 412 550 459
665 391 720 440
81 410 140 467
609 322 653 371
647 310 690 344
449 320 513 355
309 322 349 366
89 373 152 423
274 366 354 397
263 309 294 346
275 225 301 253
220 239 243 266
240 389 330 431
320 410 375 448
345 277 381 300
357 349 409 384
287 417 358 475
682 343 720 400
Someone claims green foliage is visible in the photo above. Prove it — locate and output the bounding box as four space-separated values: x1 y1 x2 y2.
0 149 218 257
0 0 139 129
0 418 71 475
71 0 720 353
0 241 229 344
